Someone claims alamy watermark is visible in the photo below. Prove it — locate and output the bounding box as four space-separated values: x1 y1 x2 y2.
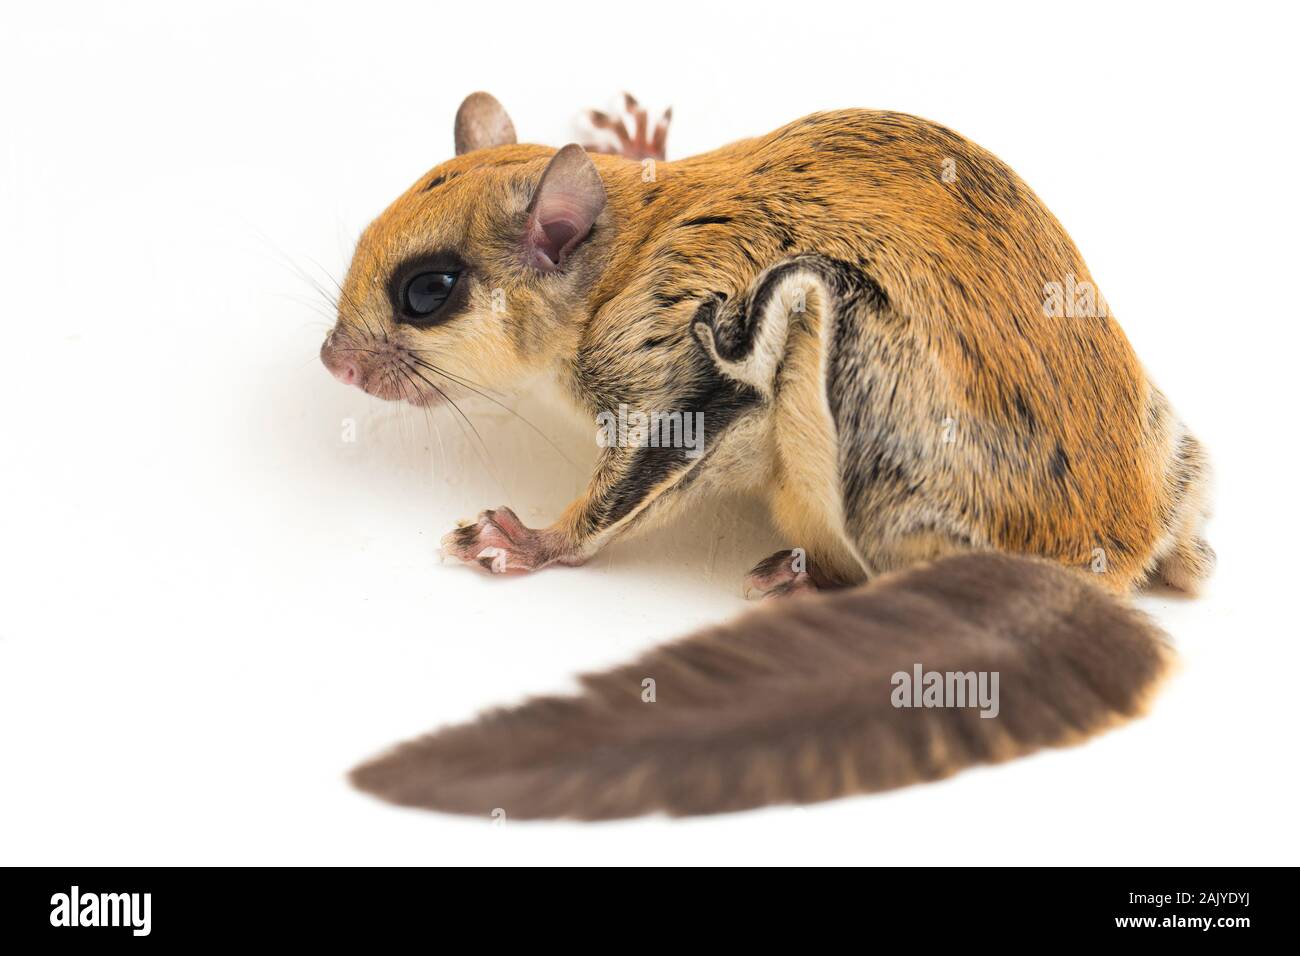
50 886 151 936
1042 272 1109 319
891 663 1000 718
596 404 705 458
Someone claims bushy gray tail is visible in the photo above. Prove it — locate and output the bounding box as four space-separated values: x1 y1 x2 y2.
351 552 1172 820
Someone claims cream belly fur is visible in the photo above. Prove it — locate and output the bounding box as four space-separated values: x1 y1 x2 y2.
744 270 986 585
767 281 868 585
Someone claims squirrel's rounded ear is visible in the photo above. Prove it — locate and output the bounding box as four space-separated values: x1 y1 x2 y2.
523 144 606 272
454 92 517 155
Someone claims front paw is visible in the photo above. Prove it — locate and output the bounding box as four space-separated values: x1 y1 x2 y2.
440 506 555 575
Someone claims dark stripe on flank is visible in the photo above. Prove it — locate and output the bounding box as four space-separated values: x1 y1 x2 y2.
678 215 734 228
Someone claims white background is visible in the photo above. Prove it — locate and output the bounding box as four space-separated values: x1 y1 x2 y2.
2 1 1296 865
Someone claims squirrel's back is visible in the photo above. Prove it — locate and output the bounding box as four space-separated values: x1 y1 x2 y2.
589 110 1208 589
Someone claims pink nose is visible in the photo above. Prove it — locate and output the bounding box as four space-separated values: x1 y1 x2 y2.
321 338 361 387
331 359 359 386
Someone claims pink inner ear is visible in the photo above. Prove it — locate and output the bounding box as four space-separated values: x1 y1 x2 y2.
525 215 580 271
522 144 606 272
542 220 579 253
525 206 590 271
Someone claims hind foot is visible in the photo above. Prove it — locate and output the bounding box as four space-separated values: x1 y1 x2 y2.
583 92 671 161
744 548 825 600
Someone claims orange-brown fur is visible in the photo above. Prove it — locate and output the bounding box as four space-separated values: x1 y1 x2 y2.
329 107 1211 591
327 96 1213 819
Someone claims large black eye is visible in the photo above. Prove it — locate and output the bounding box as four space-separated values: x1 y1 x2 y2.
404 271 459 317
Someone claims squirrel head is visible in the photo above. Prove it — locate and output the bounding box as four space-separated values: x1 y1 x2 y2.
320 92 609 404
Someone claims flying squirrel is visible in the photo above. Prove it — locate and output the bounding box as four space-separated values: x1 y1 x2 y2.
321 92 1214 820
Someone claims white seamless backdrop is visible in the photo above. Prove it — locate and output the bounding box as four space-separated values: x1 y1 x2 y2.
1 0 1296 865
